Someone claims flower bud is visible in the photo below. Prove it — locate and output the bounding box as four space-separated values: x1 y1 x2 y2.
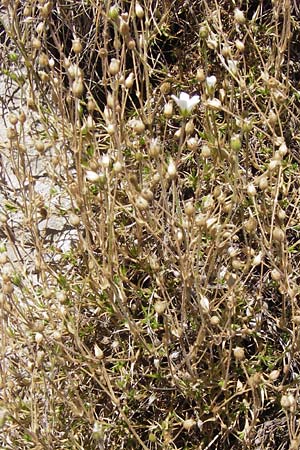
230 134 241 151
167 159 177 179
206 75 217 92
207 38 218 50
205 98 221 110
125 72 134 89
164 101 173 118
108 5 119 21
72 39 82 54
135 2 144 19
227 59 238 76
269 369 280 381
106 123 115 135
199 25 209 39
200 295 210 313
94 343 104 359
113 161 123 173
35 332 43 344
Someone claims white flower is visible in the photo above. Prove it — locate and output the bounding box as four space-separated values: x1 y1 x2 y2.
86 170 101 182
206 75 217 89
227 59 238 76
171 92 200 115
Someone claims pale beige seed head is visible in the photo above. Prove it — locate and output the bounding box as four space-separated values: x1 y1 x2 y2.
233 346 245 361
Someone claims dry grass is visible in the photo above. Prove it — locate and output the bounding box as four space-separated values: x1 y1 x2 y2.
0 0 300 449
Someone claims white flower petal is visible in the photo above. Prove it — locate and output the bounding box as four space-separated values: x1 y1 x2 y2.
179 92 190 101
171 94 179 103
172 92 200 114
206 75 217 88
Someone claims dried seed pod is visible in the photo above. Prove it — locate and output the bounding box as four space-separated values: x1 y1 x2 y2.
132 119 145 134
187 137 199 151
259 176 269 190
271 268 281 281
234 8 246 24
154 300 167 314
38 52 49 67
69 213 80 227
160 82 171 95
135 196 149 211
281 394 295 411
149 138 161 157
233 346 245 361
185 202 195 217
247 184 256 196
201 144 211 158
119 18 129 35
108 58 120 75
196 67 205 82
72 39 82 54
127 37 137 49
141 188 153 202
32 37 42 49
35 140 45 153
183 419 196 431
272 227 285 243
210 315 220 325
72 78 84 98
185 119 194 135
269 369 280 381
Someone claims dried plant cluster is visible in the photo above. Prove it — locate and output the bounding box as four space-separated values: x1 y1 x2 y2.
0 0 300 449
